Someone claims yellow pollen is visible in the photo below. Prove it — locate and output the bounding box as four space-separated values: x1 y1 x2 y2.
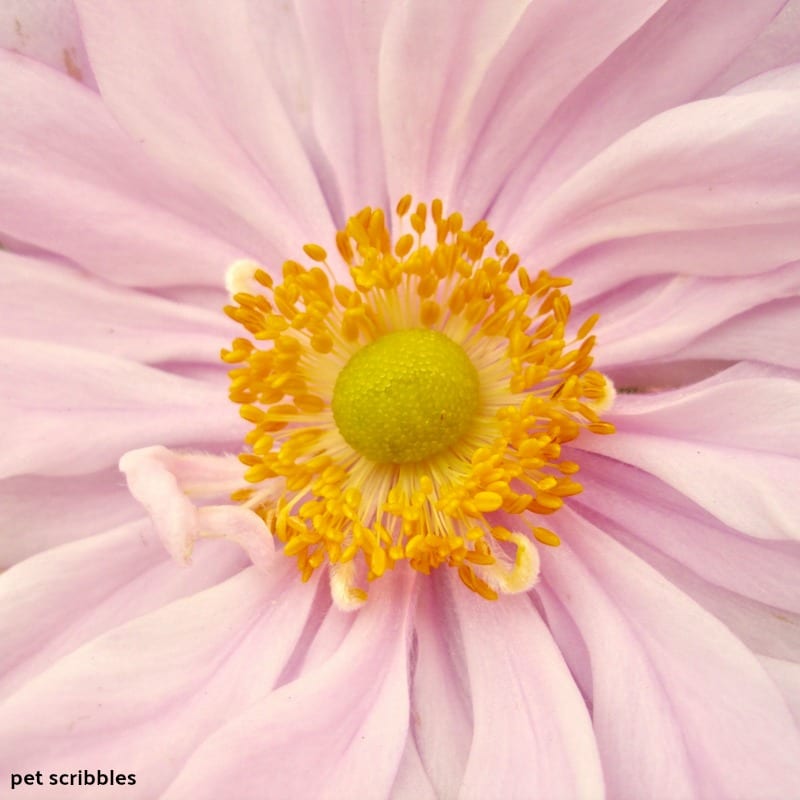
222 197 616 606
331 329 480 464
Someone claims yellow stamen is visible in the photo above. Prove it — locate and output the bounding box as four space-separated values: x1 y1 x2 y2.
222 198 615 603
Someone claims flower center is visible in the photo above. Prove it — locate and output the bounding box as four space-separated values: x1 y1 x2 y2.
222 196 616 608
331 329 480 464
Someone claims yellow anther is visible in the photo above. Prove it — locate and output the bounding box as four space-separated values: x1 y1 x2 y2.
420 300 441 326
474 491 504 512
396 194 412 217
410 213 425 236
532 526 561 547
395 234 414 258
302 243 328 262
577 313 600 339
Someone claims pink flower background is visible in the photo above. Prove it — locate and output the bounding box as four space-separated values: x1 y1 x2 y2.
1 1 800 798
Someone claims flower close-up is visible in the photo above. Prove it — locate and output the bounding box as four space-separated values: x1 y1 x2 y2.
1 1 800 798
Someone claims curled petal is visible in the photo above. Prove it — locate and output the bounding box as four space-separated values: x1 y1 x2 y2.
476 530 540 595
120 446 275 571
329 560 368 612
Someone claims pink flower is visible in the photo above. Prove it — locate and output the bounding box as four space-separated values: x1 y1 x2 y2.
2 2 800 798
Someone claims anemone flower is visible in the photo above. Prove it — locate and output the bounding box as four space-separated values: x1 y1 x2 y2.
2 2 800 798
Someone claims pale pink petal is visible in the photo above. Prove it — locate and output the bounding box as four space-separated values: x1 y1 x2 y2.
576 365 800 540
576 452 800 612
508 89 800 295
452 574 604 799
608 520 800 665
542 512 800 799
559 224 800 303
703 0 800 95
293 0 391 214
150 284 228 314
281 587 355 677
574 459 800 665
760 657 800 726
159 570 416 800
407 577 472 797
587 261 800 368
0 468 138 566
120 446 271 571
534 584 593 703
238 2 342 226
390 735 438 800
606 361 735 399
380 0 666 209
674 296 800 369
0 563 318 799
0 519 246 701
0 342 243 478
725 61 800 94
75 0 336 254
489 0 787 220
572 459 800 668
0 50 247 285
379 0 533 205
0 0 96 87
604 361 800 453
1 251 234 363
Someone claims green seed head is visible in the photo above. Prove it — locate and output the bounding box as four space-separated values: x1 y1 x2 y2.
331 329 480 464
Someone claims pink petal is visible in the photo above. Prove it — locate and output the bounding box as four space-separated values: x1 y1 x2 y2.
0 519 246 701
0 342 243 478
0 50 245 285
285 588 356 676
407 577 472 797
380 0 666 210
1 251 233 363
148 284 228 314
674 296 800 369
609 524 800 665
489 0 787 220
760 657 800 727
159 570 416 800
563 224 800 303
120 446 273 571
574 461 800 666
451 573 604 799
0 563 318 799
703 0 800 95
725 61 800 94
543 511 800 799
576 452 800 613
588 261 800 368
577 364 800 540
576 447 800 666
0 0 96 88
229 1 344 229
379 0 535 205
293 0 391 214
510 88 800 294
603 359 730 396
391 735 438 800
534 583 593 703
0 468 138 567
75 0 336 255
